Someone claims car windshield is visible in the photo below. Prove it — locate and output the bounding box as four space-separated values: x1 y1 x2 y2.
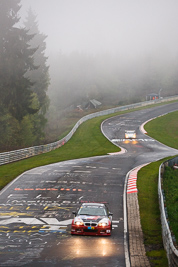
78 206 107 216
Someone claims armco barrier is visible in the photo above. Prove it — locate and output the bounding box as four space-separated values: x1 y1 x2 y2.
158 156 178 266
0 95 178 166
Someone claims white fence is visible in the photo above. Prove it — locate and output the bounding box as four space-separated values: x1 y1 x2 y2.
0 95 178 166
158 156 178 266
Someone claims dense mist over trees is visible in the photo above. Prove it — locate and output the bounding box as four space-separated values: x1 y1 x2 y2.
1 0 178 150
46 47 178 142
0 0 49 151
20 0 178 117
48 49 178 111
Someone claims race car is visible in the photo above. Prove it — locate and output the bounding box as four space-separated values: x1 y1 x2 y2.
71 203 113 236
125 130 136 139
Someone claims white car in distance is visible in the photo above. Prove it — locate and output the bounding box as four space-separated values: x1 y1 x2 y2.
125 130 136 139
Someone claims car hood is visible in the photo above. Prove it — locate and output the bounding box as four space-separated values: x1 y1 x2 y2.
75 215 107 223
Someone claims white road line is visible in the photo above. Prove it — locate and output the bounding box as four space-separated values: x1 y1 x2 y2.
7 194 28 199
86 166 96 168
0 218 44 225
57 219 72 225
74 171 91 173
40 218 61 225
39 226 66 232
73 166 82 168
28 169 49 174
112 139 155 142
54 170 70 172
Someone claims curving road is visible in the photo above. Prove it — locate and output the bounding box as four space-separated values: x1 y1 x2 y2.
0 102 177 266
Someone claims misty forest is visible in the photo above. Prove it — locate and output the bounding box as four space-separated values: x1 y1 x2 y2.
0 0 178 151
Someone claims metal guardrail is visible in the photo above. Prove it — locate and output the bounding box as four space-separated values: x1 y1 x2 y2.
0 95 178 166
158 156 178 266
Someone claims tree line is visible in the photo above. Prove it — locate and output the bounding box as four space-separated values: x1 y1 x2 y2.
0 0 49 151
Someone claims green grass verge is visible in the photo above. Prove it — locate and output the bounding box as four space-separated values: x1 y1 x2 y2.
138 109 178 266
0 115 120 190
137 161 170 266
163 167 178 243
144 110 178 149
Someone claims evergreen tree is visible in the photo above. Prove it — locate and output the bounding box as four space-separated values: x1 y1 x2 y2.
23 8 50 115
0 0 38 121
0 0 49 150
22 8 50 143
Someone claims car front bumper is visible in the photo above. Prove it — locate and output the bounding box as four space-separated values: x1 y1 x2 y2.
71 225 111 236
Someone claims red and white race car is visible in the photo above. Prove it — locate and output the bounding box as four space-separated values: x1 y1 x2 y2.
71 203 113 236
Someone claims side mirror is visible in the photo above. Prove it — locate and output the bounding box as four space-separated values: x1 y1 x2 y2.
72 211 77 216
109 212 113 216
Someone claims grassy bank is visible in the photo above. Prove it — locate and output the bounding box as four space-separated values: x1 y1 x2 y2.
138 110 178 266
0 115 120 190
137 161 170 266
163 166 178 243
144 110 178 149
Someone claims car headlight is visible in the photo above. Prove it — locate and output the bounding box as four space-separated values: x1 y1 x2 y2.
98 222 108 227
75 221 84 226
125 134 128 138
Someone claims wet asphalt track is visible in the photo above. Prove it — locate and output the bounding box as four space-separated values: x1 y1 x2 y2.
0 102 177 267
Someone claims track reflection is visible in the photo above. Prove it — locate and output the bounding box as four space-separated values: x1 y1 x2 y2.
67 236 121 258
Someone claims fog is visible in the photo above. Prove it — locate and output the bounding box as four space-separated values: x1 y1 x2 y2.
20 0 178 111
19 0 178 141
20 0 178 57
